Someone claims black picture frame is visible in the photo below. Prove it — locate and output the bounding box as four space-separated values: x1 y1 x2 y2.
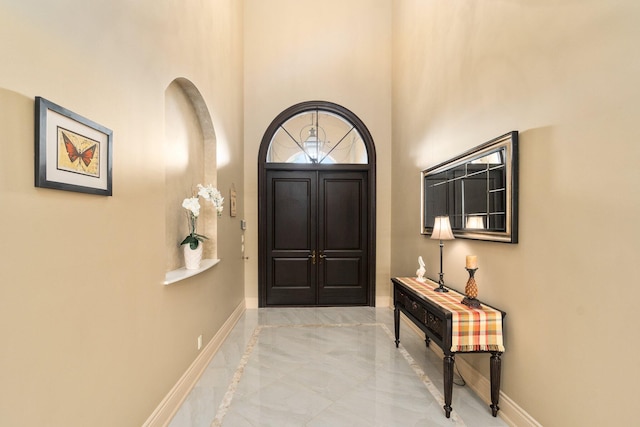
35 97 113 196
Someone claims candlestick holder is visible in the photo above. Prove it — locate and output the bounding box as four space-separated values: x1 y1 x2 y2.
461 267 481 309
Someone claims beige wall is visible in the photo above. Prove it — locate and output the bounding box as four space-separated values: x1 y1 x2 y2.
392 1 640 425
0 1 244 426
243 0 393 307
3 0 639 425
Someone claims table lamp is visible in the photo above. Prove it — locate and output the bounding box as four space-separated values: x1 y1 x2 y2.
431 216 455 292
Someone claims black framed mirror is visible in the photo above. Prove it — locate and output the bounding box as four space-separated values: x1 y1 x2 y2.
421 131 519 243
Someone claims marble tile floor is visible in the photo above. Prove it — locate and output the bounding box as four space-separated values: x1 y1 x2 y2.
169 307 508 427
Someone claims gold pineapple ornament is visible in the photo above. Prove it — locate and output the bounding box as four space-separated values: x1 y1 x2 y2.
465 273 478 299
461 267 481 309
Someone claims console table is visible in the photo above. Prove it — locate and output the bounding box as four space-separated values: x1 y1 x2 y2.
392 277 506 418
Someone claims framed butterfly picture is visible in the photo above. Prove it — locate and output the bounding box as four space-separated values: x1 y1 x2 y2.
35 97 113 196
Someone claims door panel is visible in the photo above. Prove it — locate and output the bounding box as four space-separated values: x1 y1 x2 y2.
323 179 362 249
266 171 316 305
273 258 311 287
273 178 312 250
324 258 361 286
318 172 368 305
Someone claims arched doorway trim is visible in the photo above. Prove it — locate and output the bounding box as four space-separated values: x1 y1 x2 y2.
258 101 376 307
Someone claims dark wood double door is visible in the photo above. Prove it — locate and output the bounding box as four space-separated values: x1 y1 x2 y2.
264 169 370 306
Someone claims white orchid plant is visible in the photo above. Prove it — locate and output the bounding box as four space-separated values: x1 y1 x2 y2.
180 184 224 250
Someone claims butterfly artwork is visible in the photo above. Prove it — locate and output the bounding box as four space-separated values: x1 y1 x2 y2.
57 129 100 177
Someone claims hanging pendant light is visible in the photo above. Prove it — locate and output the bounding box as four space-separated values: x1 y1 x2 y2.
303 127 322 162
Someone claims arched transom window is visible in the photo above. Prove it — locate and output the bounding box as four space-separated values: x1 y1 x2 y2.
266 108 368 164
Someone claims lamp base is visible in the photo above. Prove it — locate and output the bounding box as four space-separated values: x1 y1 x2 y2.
433 280 449 293
434 273 448 292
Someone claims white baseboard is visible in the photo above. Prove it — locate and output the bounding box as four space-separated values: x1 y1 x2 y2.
142 301 246 427
375 295 391 308
244 297 258 309
244 296 387 309
400 315 541 427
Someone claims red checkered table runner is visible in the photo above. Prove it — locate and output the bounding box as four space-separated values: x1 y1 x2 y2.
395 277 505 353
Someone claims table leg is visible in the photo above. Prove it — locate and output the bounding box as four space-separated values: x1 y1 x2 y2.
394 306 400 348
490 352 502 416
443 354 455 418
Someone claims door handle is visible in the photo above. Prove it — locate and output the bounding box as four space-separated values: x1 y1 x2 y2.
318 253 327 263
308 250 316 265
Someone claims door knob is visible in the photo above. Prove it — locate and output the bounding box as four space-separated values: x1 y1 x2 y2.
308 250 316 265
318 253 327 263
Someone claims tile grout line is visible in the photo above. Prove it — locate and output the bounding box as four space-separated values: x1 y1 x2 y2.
379 323 467 427
210 325 263 427
210 322 383 426
210 320 466 427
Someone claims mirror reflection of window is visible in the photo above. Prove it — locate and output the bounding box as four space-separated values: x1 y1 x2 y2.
471 150 504 165
266 110 368 164
421 131 518 243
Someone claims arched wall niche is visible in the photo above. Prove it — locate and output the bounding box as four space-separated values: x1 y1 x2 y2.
164 78 218 271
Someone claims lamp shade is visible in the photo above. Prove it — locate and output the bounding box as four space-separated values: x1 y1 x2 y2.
465 216 485 229
431 216 455 240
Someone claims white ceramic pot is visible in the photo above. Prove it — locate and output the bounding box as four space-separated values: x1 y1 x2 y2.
183 242 203 270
